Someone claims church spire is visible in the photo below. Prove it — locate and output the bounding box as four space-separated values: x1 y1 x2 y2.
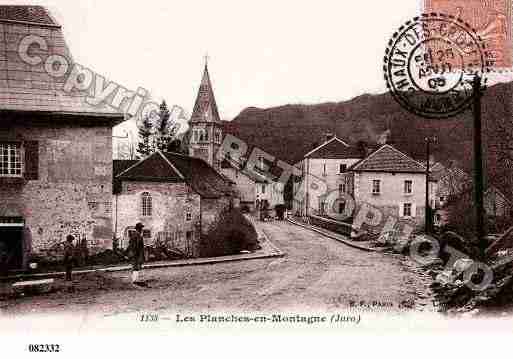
190 60 221 123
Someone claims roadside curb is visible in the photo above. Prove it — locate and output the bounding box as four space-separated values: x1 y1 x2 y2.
287 217 382 253
0 238 285 283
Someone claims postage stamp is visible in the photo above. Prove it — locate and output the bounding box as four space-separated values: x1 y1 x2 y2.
424 0 512 71
383 13 491 118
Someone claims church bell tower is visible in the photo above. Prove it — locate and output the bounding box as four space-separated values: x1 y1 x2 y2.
188 59 223 170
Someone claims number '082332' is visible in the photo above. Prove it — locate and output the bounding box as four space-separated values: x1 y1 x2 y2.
28 344 60 352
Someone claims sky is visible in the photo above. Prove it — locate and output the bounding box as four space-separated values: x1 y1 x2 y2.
3 0 423 122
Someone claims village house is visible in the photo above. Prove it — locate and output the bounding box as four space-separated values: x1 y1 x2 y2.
343 144 432 228
0 6 124 270
220 155 284 212
292 134 363 216
113 151 235 258
429 161 472 209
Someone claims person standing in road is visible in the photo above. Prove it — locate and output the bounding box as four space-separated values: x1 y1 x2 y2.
64 235 75 282
131 222 146 286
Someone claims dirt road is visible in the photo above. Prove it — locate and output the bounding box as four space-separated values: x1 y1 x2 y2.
0 220 434 316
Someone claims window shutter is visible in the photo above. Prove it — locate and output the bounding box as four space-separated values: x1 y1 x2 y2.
411 203 417 218
399 203 404 218
24 141 39 180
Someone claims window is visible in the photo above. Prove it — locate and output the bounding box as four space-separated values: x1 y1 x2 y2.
403 203 412 217
404 180 412 194
186 231 193 241
339 164 347 173
0 143 22 177
141 192 152 217
142 229 152 239
339 183 346 193
214 130 221 144
440 196 445 202
372 180 381 194
186 211 192 221
261 184 266 194
193 130 198 143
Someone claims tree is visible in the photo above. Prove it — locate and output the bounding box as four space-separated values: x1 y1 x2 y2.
156 101 171 151
137 116 154 158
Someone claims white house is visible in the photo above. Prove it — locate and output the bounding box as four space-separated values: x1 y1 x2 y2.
293 135 363 216
345 144 431 227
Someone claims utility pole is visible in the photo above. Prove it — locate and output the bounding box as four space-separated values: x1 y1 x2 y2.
425 136 436 234
473 75 485 260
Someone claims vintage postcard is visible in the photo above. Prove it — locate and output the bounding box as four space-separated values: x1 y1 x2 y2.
0 0 512 357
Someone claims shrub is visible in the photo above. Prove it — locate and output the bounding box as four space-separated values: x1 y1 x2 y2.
200 208 259 257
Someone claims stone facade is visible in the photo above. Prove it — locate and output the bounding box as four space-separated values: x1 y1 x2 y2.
113 181 201 257
113 151 235 258
0 123 115 267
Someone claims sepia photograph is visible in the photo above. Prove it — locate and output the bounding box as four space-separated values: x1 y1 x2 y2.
0 0 512 357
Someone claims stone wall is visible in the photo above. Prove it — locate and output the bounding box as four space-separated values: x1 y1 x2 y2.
113 181 201 257
0 124 114 261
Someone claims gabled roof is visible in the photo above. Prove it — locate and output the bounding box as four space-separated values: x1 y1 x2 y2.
304 136 362 159
115 151 234 198
0 6 124 121
0 5 58 26
116 151 184 182
189 63 221 123
350 144 426 173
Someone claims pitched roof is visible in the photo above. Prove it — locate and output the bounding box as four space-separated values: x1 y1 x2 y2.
189 64 221 123
113 159 138 177
350 144 426 173
304 136 362 159
0 6 58 26
0 6 124 120
116 152 184 182
162 152 234 197
113 159 139 193
116 151 234 198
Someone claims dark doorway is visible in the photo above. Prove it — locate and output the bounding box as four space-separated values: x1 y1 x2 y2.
0 227 24 271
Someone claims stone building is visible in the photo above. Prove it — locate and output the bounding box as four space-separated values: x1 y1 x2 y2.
113 151 235 258
0 6 124 270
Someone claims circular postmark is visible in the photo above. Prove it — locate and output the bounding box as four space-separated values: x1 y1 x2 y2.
384 13 491 119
